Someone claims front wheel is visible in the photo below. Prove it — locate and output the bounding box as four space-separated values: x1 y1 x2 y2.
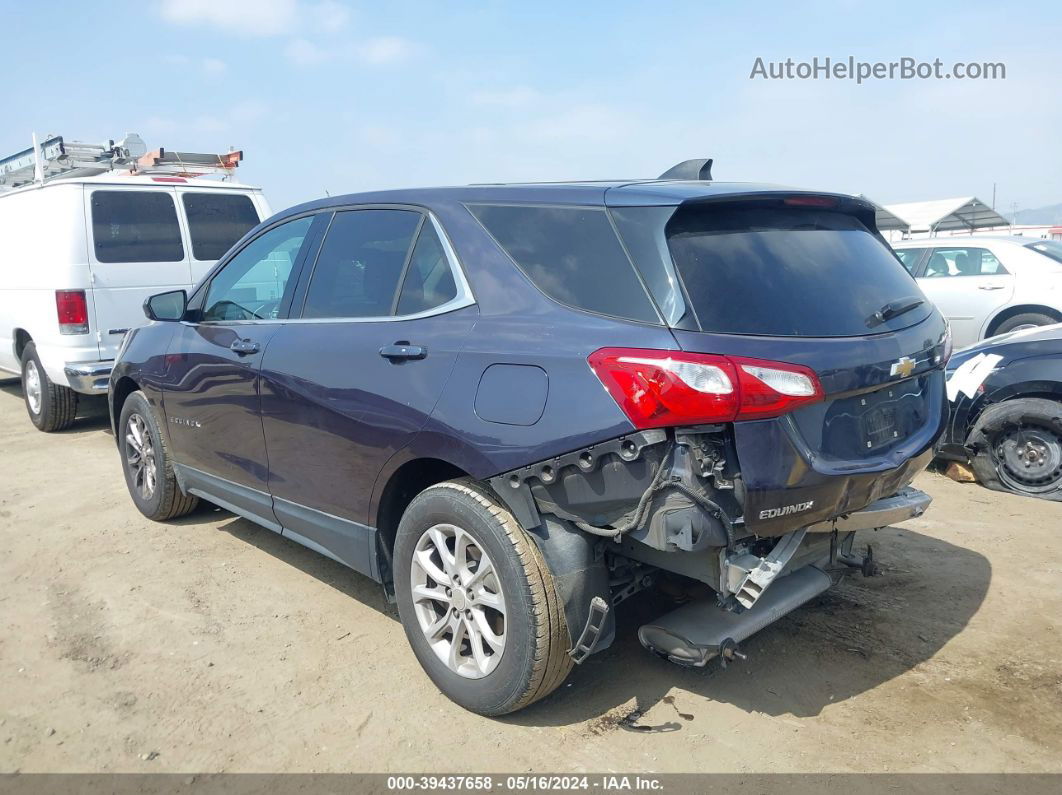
118 390 199 520
394 479 572 716
969 398 1062 500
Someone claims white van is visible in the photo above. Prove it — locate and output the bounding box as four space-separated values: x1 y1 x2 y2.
0 170 271 431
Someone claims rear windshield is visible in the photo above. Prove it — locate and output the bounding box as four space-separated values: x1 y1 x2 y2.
1026 240 1062 264
623 204 931 337
182 192 260 261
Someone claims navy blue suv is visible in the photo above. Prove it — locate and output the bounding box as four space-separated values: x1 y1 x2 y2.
110 161 950 715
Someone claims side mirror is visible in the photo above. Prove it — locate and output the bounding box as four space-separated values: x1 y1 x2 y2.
144 289 187 322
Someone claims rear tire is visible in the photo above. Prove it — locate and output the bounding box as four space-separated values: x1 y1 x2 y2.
992 312 1056 337
394 478 572 716
118 390 199 521
968 398 1062 501
21 342 78 432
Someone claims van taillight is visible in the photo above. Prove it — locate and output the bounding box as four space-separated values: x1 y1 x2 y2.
56 290 89 335
587 348 824 429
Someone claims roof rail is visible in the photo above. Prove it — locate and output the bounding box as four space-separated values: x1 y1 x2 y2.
0 132 242 193
658 158 714 181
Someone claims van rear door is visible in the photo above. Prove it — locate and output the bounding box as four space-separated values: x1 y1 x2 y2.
84 185 192 360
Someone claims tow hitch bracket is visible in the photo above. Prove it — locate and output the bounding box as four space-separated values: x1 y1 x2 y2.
725 527 807 609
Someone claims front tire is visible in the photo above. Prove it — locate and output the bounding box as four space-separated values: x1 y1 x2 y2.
394 479 572 716
118 390 199 520
968 398 1062 501
21 342 78 432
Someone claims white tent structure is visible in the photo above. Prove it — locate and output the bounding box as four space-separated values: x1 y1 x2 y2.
880 197 1009 236
873 204 912 232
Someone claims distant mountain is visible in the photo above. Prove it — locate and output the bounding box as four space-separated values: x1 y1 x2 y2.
1012 203 1062 226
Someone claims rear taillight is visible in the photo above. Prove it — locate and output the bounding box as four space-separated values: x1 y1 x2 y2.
940 323 953 365
587 348 824 429
55 290 89 335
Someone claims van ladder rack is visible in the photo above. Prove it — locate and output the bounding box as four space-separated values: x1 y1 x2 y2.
0 133 242 194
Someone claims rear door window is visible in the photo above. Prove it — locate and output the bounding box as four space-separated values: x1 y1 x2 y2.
396 222 458 315
922 247 1007 277
657 205 930 336
182 193 261 261
469 204 659 323
301 209 422 319
91 190 184 263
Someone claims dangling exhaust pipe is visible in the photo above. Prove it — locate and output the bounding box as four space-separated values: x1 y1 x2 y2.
638 565 833 667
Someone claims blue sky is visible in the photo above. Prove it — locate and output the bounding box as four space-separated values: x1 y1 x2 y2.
3 0 1060 213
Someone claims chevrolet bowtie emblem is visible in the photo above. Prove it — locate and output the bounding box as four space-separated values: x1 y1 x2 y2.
890 356 916 378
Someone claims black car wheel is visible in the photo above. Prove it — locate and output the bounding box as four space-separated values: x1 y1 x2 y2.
969 398 1062 500
393 479 572 716
21 342 78 432
118 390 200 521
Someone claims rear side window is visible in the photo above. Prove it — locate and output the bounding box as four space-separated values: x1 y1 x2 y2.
302 209 421 319
182 193 260 261
469 204 659 323
91 190 183 263
660 206 930 337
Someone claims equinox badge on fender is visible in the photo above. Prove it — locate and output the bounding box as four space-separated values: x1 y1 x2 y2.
170 417 201 428
759 500 814 520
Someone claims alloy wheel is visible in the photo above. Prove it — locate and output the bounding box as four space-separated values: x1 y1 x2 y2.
125 414 158 500
409 523 507 679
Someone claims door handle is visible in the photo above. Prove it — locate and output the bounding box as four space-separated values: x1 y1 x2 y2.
978 284 1006 291
379 342 427 361
230 338 261 356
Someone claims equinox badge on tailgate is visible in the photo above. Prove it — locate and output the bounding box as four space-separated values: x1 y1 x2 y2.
759 500 815 519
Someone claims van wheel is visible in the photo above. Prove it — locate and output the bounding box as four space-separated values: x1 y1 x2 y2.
21 342 78 432
394 479 572 716
993 312 1056 336
118 390 199 521
968 398 1062 501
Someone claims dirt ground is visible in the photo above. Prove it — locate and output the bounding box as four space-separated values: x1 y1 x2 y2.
0 377 1060 774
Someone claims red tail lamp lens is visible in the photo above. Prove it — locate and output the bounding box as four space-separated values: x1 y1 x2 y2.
588 348 823 429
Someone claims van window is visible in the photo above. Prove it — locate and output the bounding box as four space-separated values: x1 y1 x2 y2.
302 210 421 319
182 193 260 261
469 204 659 324
91 191 184 263
621 204 930 337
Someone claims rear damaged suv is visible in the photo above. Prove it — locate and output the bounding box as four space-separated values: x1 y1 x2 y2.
112 161 950 715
